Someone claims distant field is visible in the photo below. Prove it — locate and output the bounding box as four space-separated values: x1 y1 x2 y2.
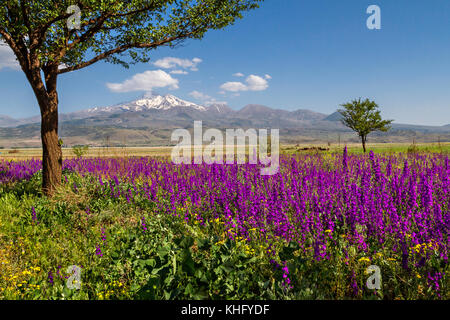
0 146 173 160
282 142 450 155
0 142 449 160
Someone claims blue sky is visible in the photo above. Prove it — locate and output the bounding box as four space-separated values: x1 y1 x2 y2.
1 0 450 125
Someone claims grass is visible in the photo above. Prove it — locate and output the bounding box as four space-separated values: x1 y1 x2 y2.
0 142 449 161
0 146 174 161
283 142 450 155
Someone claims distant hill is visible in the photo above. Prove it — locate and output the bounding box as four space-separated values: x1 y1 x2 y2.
323 111 343 122
290 109 328 121
0 115 20 128
1 93 449 147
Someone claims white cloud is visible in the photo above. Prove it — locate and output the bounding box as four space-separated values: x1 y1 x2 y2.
233 72 245 77
153 57 202 72
170 70 188 75
189 90 226 105
264 74 272 80
0 41 20 71
246 75 269 91
220 74 270 93
106 70 179 93
220 81 248 92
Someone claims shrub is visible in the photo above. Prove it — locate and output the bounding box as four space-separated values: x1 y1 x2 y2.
72 145 89 158
407 143 419 154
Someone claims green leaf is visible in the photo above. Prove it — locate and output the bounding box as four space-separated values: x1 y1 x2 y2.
145 259 156 268
179 236 194 249
181 249 195 276
157 246 170 258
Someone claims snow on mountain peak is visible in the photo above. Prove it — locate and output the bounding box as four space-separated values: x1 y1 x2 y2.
86 93 206 113
134 94 206 111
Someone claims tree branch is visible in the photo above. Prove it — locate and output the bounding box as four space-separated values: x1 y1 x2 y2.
0 28 29 73
20 0 31 32
56 2 173 61
57 30 198 75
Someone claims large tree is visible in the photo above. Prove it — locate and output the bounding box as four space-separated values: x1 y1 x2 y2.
338 98 393 153
0 0 262 195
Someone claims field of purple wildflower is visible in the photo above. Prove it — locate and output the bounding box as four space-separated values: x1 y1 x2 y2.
0 149 448 299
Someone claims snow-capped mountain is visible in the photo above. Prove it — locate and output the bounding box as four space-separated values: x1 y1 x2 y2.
2 93 450 147
85 93 206 114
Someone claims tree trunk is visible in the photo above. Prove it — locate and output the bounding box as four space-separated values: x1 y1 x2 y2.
361 135 367 153
40 93 62 195
29 65 62 196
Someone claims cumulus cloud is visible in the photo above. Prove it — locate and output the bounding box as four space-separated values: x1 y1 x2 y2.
233 72 245 77
220 81 249 92
0 41 20 71
246 75 269 91
220 74 270 93
153 57 202 72
264 74 272 80
106 70 179 93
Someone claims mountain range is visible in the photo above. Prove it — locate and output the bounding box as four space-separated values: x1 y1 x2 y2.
1 93 449 147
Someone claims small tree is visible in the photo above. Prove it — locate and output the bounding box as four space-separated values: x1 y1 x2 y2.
338 98 393 153
0 0 263 195
72 145 89 158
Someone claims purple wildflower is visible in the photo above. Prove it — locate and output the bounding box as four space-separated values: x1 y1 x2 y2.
96 244 103 257
31 206 39 225
48 271 54 285
141 216 148 232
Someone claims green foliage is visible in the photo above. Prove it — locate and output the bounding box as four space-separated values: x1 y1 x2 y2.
407 142 419 154
338 98 393 152
72 145 89 158
127 233 277 300
338 98 393 137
